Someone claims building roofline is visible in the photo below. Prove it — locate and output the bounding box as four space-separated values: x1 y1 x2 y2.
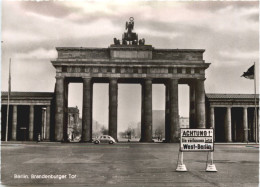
1 92 54 97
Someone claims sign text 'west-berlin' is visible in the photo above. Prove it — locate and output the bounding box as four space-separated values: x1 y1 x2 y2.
180 129 214 152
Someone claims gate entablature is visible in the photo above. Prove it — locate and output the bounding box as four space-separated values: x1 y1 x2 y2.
52 47 209 80
55 46 205 62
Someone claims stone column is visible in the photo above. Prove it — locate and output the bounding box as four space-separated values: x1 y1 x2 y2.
195 79 206 128
29 105 34 141
169 79 179 142
82 78 93 142
11 105 17 141
233 120 237 142
45 105 50 141
243 107 248 142
189 82 196 129
55 76 64 141
165 83 170 142
210 106 215 141
225 107 232 142
210 107 215 129
252 107 258 142
140 83 145 142
255 107 258 142
42 108 46 140
63 81 69 142
140 79 153 142
109 78 118 141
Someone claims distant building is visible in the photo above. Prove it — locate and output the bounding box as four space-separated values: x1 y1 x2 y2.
179 117 189 128
152 110 189 138
67 107 80 140
153 110 165 138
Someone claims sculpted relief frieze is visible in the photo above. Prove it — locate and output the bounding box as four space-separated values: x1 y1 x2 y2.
62 66 204 76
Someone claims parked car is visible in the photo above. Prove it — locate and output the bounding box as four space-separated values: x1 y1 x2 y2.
93 135 116 144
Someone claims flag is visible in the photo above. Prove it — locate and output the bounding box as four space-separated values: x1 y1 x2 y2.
241 64 254 79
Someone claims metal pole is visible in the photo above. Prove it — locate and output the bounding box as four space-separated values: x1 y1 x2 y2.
181 152 183 165
211 152 214 165
5 95 9 142
253 62 257 143
5 59 11 142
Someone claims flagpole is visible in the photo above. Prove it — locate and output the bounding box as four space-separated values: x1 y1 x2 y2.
5 58 11 142
253 62 257 143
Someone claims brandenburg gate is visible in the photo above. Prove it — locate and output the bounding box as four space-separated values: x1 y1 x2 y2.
51 18 210 142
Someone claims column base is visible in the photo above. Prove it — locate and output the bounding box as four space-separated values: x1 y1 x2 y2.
79 140 93 143
139 139 154 143
166 140 180 143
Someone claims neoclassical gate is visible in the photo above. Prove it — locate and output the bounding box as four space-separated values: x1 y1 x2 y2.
51 19 210 142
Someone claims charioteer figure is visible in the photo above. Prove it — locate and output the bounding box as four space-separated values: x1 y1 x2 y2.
114 17 145 46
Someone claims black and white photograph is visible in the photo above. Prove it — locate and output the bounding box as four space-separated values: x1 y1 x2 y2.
1 0 259 186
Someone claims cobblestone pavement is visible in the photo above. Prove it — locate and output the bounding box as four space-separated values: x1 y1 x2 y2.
1 142 259 187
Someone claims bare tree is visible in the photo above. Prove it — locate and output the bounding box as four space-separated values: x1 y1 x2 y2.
101 126 108 135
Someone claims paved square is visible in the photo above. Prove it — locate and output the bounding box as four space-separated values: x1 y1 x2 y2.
1 143 259 187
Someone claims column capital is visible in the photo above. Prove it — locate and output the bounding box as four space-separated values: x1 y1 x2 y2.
144 78 153 81
109 77 118 81
166 78 179 85
196 78 206 81
82 76 92 80
82 77 92 83
55 76 65 79
187 80 196 87
142 78 153 85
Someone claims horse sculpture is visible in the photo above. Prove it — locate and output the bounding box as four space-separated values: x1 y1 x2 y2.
122 17 138 45
113 17 145 46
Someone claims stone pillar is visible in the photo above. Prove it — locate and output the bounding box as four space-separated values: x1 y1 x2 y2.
45 105 50 141
109 78 118 141
225 107 232 142
165 83 170 142
233 120 237 142
256 107 258 142
63 81 69 142
42 108 46 140
55 76 64 141
140 83 145 142
140 79 153 142
169 79 179 142
82 78 93 142
195 79 206 128
210 106 215 141
68 114 71 140
29 105 34 141
210 107 215 129
11 105 17 141
243 107 248 142
252 107 258 142
189 83 196 129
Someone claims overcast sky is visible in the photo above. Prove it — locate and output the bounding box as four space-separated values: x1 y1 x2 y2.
1 1 259 132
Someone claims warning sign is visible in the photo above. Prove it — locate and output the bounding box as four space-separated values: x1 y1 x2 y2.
180 129 214 152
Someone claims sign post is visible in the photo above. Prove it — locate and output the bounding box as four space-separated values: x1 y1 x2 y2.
176 129 217 172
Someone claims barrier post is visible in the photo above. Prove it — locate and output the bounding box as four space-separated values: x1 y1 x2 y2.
206 151 217 172
176 152 187 171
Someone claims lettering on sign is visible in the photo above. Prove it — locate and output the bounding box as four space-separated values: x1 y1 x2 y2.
180 129 214 152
